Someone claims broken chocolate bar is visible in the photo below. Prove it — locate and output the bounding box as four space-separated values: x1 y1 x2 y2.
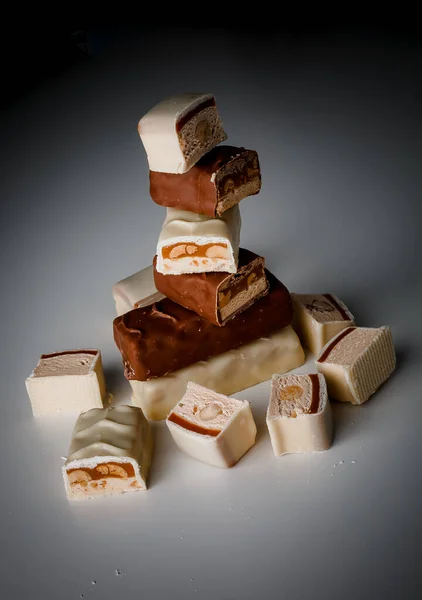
166 382 257 468
62 405 153 500
113 270 293 381
153 248 268 326
138 93 227 174
155 205 241 275
149 145 261 217
266 373 333 456
316 326 396 405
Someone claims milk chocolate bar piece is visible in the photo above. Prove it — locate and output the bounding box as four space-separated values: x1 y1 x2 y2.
291 293 355 356
113 270 293 381
149 145 261 217
266 373 333 456
153 248 268 326
166 382 257 468
130 326 305 421
25 349 109 417
63 405 153 500
112 265 165 316
156 205 241 275
316 326 396 405
138 93 227 174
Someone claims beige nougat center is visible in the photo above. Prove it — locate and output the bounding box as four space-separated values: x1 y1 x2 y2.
269 374 314 419
175 389 242 432
33 353 95 377
327 328 380 365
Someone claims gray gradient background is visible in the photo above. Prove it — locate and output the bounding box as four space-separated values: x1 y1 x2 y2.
1 24 422 600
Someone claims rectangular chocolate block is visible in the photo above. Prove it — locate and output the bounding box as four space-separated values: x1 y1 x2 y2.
149 145 261 217
113 269 293 381
25 349 109 417
138 93 227 174
153 248 269 326
63 405 153 500
266 373 333 456
130 326 305 421
166 382 257 468
156 205 241 274
316 326 396 405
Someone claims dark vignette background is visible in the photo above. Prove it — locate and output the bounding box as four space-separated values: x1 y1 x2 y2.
1 12 421 600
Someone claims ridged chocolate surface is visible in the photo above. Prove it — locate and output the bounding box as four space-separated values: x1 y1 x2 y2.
152 248 268 326
113 270 293 381
149 145 261 217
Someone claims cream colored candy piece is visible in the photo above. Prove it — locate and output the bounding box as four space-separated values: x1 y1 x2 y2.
266 373 333 456
25 350 109 417
137 93 227 174
156 205 241 275
62 405 153 500
316 326 396 405
291 293 355 356
166 382 257 468
112 265 165 316
129 325 305 421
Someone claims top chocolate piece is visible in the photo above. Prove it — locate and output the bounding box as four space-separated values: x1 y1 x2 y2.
113 270 293 381
149 145 261 217
138 93 227 174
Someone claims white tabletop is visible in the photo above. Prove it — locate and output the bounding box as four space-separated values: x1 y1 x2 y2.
2 25 421 600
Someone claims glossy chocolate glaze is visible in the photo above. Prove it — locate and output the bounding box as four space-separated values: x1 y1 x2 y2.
149 146 261 217
113 269 293 381
153 248 268 326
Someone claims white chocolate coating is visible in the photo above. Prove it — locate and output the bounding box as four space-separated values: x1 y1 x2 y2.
291 293 355 356
266 373 333 455
129 325 305 420
156 205 241 274
63 405 153 499
112 265 165 316
166 382 257 468
25 350 109 417
316 326 396 405
138 93 227 173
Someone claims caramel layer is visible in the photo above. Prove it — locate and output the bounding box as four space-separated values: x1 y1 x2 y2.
317 327 356 363
309 373 320 414
176 97 216 132
168 412 222 437
162 242 227 260
41 349 98 359
324 294 351 321
67 461 135 482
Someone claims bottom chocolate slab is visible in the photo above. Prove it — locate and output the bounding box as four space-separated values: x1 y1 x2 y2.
129 325 305 421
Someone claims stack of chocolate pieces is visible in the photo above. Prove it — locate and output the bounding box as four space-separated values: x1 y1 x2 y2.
112 93 305 420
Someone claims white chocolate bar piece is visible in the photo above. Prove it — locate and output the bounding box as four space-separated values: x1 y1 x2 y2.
130 325 305 421
25 350 109 417
166 382 257 468
291 293 355 356
156 205 241 274
266 373 333 456
316 326 396 405
112 265 165 316
138 93 227 174
63 405 153 500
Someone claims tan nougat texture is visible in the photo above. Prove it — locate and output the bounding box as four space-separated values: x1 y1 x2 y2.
266 373 333 456
166 382 257 468
25 349 109 417
63 405 153 500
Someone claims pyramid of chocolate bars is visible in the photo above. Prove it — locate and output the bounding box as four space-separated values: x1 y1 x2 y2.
112 93 306 421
